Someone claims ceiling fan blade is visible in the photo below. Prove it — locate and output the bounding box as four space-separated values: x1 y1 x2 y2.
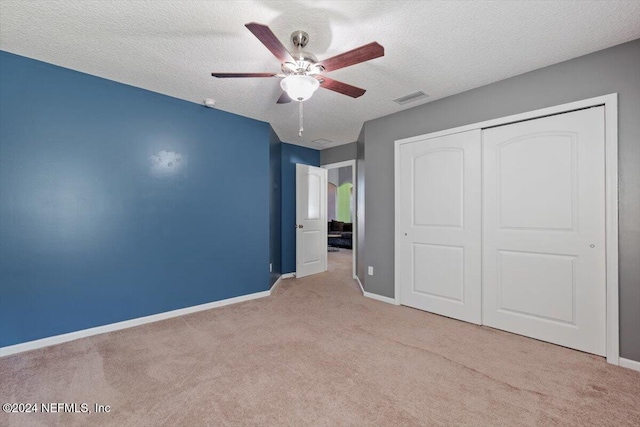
211 73 276 78
318 76 366 98
245 22 294 63
319 42 384 72
276 92 292 104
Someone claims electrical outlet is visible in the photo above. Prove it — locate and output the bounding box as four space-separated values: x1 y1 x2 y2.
368 266 373 276
269 263 272 273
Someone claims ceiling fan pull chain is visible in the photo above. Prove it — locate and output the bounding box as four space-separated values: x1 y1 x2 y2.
299 101 304 137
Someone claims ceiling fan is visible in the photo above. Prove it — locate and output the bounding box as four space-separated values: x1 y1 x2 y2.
211 23 384 137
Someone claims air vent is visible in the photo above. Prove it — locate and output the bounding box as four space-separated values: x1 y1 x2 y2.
312 138 332 146
392 91 429 105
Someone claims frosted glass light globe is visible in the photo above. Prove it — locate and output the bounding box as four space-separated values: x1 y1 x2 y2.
280 75 320 102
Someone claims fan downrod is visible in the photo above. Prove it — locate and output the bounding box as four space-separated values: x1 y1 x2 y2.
291 31 309 49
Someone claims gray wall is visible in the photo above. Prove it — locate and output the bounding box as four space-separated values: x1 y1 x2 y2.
328 168 339 186
362 39 640 361
339 166 352 185
328 166 352 186
356 128 366 284
320 142 357 165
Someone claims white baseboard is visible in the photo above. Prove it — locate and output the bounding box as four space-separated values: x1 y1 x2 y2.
281 273 295 279
363 291 398 305
270 275 284 292
0 289 271 358
355 276 365 294
619 357 640 372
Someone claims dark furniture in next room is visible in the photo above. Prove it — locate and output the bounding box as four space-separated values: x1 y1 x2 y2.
327 220 353 249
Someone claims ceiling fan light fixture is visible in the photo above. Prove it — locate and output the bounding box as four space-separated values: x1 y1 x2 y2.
280 75 319 101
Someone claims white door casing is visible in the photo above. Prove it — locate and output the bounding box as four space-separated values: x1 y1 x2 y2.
397 129 482 324
296 164 327 278
482 107 606 356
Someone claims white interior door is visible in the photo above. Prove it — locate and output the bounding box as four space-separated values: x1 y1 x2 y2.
398 130 482 324
296 164 327 278
482 107 606 355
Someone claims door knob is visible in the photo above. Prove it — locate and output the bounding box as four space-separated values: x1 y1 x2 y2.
299 224 304 229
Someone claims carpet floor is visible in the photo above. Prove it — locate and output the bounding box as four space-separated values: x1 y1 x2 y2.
1 249 639 426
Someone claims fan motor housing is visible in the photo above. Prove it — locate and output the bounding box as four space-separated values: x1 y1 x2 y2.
282 56 323 76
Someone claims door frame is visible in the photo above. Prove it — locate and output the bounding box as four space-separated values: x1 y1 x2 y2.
322 159 357 279
394 93 619 365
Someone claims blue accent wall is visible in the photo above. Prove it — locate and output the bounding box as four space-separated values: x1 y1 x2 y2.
280 143 320 274
269 128 282 286
0 51 270 347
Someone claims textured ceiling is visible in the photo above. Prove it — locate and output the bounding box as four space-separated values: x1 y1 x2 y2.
1 1 640 149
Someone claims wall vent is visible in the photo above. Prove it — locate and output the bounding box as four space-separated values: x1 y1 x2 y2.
392 91 429 105
312 138 332 146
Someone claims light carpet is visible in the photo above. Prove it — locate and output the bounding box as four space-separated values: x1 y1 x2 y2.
1 249 639 426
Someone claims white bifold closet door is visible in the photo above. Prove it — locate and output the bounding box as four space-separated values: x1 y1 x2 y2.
398 130 482 324
482 107 606 356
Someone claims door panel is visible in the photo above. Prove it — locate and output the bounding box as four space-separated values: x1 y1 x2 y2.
398 130 482 324
296 164 327 278
497 250 576 324
306 174 321 219
302 230 321 264
498 134 576 230
413 149 464 228
413 243 464 302
483 107 606 355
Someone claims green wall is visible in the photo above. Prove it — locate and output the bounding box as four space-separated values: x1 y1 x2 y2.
337 183 353 222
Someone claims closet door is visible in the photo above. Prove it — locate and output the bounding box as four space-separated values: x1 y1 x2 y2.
398 130 482 324
482 107 606 355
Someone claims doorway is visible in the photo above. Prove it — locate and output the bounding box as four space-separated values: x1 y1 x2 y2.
322 160 356 279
